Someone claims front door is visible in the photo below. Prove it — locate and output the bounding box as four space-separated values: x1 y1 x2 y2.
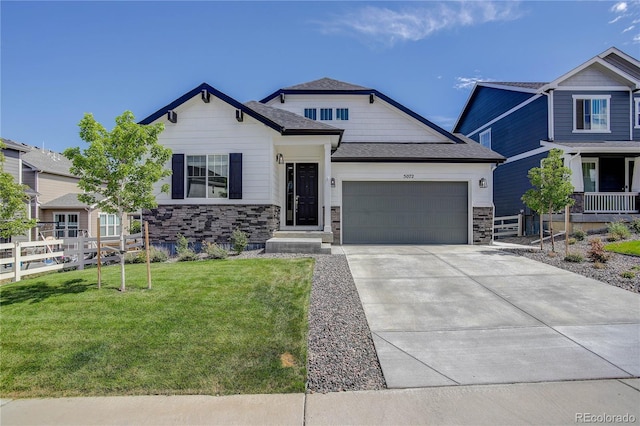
285 163 318 226
625 158 635 192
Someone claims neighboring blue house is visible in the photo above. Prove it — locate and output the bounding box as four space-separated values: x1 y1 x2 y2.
454 47 640 234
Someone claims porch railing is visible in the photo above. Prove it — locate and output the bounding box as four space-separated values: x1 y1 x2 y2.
584 192 639 213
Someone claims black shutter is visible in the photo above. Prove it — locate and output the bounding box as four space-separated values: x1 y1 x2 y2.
171 154 185 199
229 153 242 199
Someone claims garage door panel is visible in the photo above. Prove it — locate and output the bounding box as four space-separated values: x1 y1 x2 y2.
343 181 468 244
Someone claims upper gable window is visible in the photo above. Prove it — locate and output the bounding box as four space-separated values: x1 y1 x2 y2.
479 128 491 149
304 108 317 120
320 108 333 121
635 98 640 128
336 108 349 120
573 95 610 132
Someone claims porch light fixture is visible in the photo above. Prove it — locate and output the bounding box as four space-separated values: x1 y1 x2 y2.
167 110 177 123
201 89 210 103
331 177 335 188
479 177 488 188
276 153 284 164
236 109 244 122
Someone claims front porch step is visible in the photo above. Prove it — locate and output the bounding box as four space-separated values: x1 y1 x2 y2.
265 237 331 254
272 231 333 243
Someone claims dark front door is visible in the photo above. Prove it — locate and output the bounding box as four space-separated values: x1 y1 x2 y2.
295 163 318 225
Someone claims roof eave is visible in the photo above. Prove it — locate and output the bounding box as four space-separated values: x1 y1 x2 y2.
331 157 505 163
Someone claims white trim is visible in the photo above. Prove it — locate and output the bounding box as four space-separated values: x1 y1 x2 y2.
635 98 640 129
503 146 552 164
465 94 543 138
572 95 611 133
185 154 229 200
599 47 640 69
540 140 640 154
53 211 80 238
547 90 554 140
554 85 632 91
479 128 491 149
542 54 640 91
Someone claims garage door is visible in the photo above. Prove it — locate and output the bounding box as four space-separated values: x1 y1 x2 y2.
342 181 468 244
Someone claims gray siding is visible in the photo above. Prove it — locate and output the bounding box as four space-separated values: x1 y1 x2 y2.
494 152 548 217
554 90 631 141
2 151 21 181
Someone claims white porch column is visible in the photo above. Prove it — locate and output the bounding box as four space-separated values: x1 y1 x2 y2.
566 153 584 192
323 143 332 233
632 157 640 192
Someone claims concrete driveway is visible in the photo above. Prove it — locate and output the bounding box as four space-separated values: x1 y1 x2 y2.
342 245 640 388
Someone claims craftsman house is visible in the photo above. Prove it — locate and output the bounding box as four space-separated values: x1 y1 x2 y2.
141 78 504 252
454 47 640 233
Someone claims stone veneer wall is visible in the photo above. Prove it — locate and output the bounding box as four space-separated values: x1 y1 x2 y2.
143 204 280 245
331 206 341 244
472 207 493 245
570 192 585 214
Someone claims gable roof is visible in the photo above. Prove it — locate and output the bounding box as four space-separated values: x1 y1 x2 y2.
1 138 30 152
22 146 76 178
139 83 342 140
261 77 467 144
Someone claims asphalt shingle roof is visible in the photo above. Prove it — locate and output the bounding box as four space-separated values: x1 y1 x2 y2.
282 78 372 91
1 138 30 152
602 52 640 81
331 139 505 163
22 146 75 177
40 193 92 209
484 82 547 90
244 101 342 133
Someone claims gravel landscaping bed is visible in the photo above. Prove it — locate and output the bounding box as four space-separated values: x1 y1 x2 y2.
500 232 640 293
231 250 386 393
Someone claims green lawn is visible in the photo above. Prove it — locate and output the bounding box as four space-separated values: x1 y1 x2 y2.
604 240 640 256
0 258 314 398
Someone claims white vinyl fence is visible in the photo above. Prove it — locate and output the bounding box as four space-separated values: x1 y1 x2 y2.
493 214 523 238
0 233 143 283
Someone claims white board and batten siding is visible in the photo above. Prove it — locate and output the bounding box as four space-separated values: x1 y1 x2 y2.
152 95 278 205
265 94 450 143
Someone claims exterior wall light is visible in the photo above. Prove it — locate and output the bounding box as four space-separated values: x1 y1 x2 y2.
479 177 488 188
276 153 284 164
331 177 336 188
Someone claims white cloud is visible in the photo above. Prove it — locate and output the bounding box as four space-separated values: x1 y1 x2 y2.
454 76 494 90
634 33 640 43
623 25 635 32
612 2 628 13
609 15 623 24
318 1 523 47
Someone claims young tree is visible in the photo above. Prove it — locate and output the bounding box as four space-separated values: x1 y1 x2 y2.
521 149 575 251
64 111 171 291
0 141 36 239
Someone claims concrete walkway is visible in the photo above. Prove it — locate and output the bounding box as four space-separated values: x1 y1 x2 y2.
342 245 640 388
2 379 639 425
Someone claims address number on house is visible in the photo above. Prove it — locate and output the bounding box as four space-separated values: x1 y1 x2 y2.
403 174 415 179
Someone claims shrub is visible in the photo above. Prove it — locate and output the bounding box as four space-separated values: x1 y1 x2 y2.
631 218 640 234
175 233 197 261
607 221 631 241
124 246 169 264
129 221 142 234
203 241 228 259
566 237 577 245
587 238 610 263
621 271 636 279
231 229 248 254
572 228 586 241
564 253 584 263
593 262 606 270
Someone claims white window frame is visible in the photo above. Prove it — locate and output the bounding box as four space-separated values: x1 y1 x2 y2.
572 95 611 133
53 212 80 238
99 213 121 237
581 158 599 193
634 98 640 129
479 128 491 149
304 108 317 120
336 108 349 120
186 154 229 199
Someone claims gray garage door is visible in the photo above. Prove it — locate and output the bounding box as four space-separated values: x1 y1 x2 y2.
342 181 468 244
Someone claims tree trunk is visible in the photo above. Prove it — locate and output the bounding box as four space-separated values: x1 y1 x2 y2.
539 212 543 250
119 210 126 292
549 204 555 252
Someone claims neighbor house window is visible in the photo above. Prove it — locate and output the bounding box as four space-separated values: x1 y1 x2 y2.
320 108 333 120
54 213 79 238
336 108 349 120
99 213 121 237
186 154 228 198
573 95 610 132
581 158 598 192
479 128 491 149
304 108 317 120
635 98 640 128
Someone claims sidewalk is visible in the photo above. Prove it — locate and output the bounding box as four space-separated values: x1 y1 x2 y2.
2 379 639 425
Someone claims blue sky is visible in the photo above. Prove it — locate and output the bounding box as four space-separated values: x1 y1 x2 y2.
2 1 640 153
